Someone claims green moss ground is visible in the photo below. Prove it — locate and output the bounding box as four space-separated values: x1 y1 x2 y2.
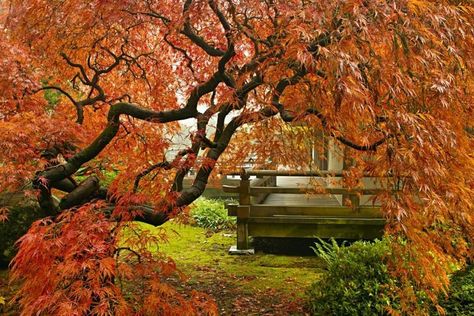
137 220 325 314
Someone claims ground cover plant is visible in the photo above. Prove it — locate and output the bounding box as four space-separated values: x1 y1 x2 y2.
308 239 397 315
189 198 236 231
438 264 474 315
308 239 474 315
0 0 473 314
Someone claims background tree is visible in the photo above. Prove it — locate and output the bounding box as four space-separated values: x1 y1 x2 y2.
0 0 473 314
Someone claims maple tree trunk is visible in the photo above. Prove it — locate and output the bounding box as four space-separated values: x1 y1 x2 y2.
33 105 241 226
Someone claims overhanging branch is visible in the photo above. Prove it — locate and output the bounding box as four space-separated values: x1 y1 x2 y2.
133 162 171 193
34 86 84 124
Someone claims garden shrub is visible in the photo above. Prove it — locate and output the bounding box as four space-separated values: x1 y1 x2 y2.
307 238 399 316
0 193 44 267
438 264 474 315
189 198 236 231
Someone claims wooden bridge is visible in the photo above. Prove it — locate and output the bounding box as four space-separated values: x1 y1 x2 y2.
223 170 387 253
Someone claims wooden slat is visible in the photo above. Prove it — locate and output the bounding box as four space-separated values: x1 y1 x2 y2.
251 176 275 204
249 216 385 225
263 193 340 206
250 187 306 194
249 186 387 195
222 185 239 193
226 203 238 216
227 170 345 177
248 222 384 239
251 194 267 205
237 206 250 219
249 205 382 217
250 176 271 187
226 169 400 178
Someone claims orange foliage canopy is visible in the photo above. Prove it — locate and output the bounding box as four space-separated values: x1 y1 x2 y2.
0 0 473 314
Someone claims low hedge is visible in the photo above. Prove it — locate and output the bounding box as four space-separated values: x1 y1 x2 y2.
189 198 236 232
308 238 474 315
307 239 399 316
439 264 474 315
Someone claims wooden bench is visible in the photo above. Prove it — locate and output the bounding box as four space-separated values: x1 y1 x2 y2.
223 170 388 252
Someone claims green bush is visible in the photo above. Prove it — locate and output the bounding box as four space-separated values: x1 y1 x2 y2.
307 239 398 316
189 198 236 231
438 265 474 315
0 193 44 267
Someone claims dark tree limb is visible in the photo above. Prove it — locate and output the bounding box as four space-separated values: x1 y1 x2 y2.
51 178 78 193
182 0 226 57
36 186 60 216
34 86 84 124
132 0 227 57
59 176 100 210
130 205 170 226
60 52 91 84
198 134 218 149
164 33 196 75
174 117 241 208
133 162 171 193
252 70 389 152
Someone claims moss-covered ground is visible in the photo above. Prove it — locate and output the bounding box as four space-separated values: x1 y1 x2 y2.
147 220 324 315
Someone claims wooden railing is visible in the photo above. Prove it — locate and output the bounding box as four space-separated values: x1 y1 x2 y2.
223 170 388 251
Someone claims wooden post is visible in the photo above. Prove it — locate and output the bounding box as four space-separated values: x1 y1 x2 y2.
236 206 250 250
348 193 360 210
237 172 250 250
342 147 360 210
239 172 251 205
270 175 276 187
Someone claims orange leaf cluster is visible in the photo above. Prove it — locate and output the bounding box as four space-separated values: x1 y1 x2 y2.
11 202 218 315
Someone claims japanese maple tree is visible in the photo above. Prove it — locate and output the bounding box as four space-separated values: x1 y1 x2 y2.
0 0 473 314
